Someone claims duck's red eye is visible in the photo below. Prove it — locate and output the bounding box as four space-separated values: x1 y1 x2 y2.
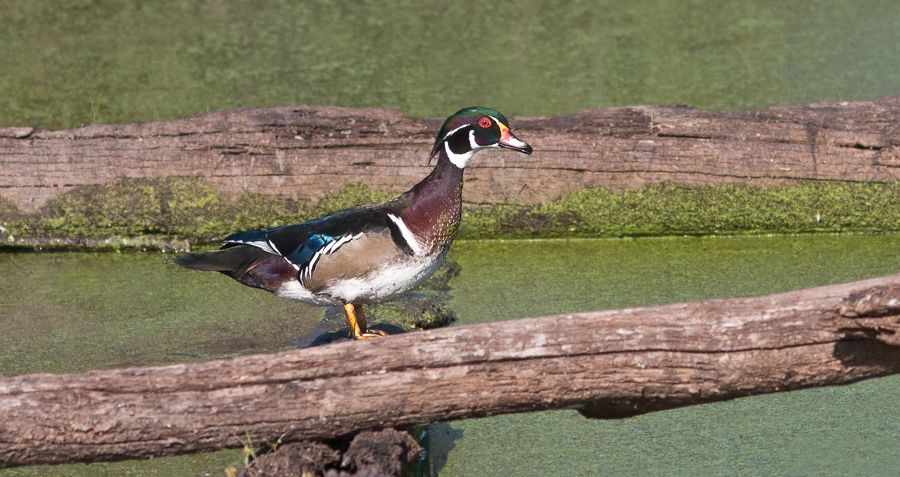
478 117 492 128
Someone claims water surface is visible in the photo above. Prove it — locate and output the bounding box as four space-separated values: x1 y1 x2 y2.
0 252 321 375
436 236 900 476
2 235 900 475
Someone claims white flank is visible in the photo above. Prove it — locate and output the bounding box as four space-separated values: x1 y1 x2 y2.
387 213 425 256
323 253 445 303
277 251 447 305
275 280 336 306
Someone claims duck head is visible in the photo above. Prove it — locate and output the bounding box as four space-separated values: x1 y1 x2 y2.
430 106 532 168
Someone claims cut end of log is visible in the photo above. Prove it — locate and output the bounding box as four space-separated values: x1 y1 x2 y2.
835 284 900 346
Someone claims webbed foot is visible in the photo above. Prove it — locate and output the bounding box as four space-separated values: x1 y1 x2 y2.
343 303 390 340
354 329 389 340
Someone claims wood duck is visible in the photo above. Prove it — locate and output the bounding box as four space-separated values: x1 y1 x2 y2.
175 107 532 339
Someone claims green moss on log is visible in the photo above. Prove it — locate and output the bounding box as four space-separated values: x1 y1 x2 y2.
27 178 310 240
3 179 900 250
460 182 900 238
0 197 17 231
313 184 394 215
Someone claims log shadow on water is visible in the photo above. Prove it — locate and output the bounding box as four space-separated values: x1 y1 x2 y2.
419 422 464 477
832 339 900 376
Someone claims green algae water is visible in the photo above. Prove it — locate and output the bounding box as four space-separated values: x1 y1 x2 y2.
2 236 900 475
436 236 900 476
1 0 898 130
0 252 324 376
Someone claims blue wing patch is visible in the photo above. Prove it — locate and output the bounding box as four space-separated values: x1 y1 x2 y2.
287 233 359 282
286 233 333 270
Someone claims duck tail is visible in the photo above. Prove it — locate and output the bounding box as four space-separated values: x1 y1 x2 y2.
173 245 267 273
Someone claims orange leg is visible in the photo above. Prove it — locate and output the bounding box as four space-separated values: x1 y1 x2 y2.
342 303 388 340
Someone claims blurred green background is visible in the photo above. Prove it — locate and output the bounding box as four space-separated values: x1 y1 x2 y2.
1 0 897 129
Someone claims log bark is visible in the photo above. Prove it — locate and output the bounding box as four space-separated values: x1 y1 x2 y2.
1 97 898 213
2 274 900 468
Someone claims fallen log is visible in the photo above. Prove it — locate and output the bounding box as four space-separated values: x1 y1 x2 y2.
1 97 898 212
1 273 899 468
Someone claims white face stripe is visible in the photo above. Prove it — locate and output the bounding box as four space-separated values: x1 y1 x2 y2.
468 129 480 149
442 124 468 142
387 213 425 256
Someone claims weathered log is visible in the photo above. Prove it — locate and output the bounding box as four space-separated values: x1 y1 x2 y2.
1 273 899 468
1 98 898 213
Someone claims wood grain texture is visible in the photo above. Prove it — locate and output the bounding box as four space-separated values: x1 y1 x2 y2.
1 98 898 212
1 273 899 468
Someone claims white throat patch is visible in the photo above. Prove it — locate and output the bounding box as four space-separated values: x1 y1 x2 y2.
444 139 476 169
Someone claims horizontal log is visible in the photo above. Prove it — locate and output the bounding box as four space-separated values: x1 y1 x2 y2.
1 273 899 468
1 98 898 212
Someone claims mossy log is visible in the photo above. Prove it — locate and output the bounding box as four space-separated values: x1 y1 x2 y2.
1 97 898 213
1 273 899 468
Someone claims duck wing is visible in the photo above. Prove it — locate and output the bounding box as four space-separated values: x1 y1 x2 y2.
223 204 415 279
